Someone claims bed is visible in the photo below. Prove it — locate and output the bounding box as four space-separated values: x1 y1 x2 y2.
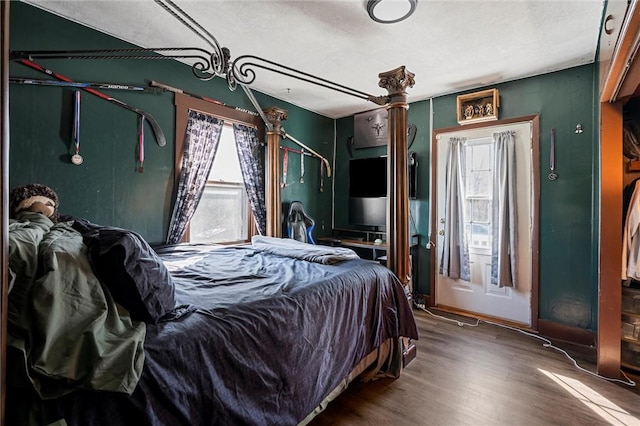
6 213 418 426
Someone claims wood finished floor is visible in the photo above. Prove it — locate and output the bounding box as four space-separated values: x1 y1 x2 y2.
310 308 640 426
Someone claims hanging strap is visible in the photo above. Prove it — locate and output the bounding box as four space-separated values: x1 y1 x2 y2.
73 90 80 155
282 148 288 188
70 90 84 165
138 115 145 173
300 149 305 183
548 127 557 181
282 131 331 177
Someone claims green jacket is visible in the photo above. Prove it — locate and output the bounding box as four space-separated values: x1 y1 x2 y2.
8 212 145 399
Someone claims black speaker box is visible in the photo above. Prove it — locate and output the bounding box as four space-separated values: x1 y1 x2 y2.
409 151 417 199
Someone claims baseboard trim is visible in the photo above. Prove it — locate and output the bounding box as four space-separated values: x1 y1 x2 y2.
427 304 534 330
538 319 595 347
413 296 595 347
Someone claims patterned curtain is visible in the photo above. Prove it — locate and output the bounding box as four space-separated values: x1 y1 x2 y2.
166 110 224 244
491 130 518 287
439 137 470 281
233 123 266 236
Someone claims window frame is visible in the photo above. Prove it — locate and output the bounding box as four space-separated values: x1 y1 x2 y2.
463 137 494 251
173 92 264 244
191 178 250 246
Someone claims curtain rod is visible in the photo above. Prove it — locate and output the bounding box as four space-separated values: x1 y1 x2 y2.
186 107 258 129
151 80 258 117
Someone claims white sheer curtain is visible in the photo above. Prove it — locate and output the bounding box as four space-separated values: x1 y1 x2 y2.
440 137 470 281
491 130 518 287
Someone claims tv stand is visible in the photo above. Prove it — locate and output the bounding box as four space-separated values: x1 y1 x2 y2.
318 227 419 274
317 228 388 261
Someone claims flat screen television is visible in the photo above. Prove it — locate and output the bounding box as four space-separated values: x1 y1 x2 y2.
349 156 387 227
348 153 416 228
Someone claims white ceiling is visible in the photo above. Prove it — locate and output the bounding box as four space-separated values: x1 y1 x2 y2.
23 0 609 119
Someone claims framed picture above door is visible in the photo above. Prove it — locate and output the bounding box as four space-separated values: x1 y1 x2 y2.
457 88 500 125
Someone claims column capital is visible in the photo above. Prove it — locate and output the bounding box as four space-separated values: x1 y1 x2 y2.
264 106 288 133
378 66 415 99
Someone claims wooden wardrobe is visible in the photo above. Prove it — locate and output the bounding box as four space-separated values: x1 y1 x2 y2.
599 0 640 378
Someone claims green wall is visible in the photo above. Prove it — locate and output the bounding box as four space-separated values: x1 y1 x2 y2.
334 101 432 293
10 3 600 331
336 65 598 331
8 2 334 245
274 107 335 239
439 66 597 330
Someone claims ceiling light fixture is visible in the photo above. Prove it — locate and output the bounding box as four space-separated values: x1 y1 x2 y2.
367 0 417 24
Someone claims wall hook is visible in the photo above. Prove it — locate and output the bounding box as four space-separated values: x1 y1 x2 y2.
575 124 583 134
604 15 614 35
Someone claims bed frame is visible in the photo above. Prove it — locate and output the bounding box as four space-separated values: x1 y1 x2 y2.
0 1 416 422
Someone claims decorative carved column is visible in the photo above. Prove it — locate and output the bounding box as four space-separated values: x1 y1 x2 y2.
264 106 287 238
380 66 415 367
379 66 415 291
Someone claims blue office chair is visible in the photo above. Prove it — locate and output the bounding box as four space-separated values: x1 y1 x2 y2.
287 201 315 244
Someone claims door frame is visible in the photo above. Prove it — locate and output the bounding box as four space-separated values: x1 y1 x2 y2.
429 114 540 330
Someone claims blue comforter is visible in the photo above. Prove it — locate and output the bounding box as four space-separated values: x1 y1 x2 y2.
8 235 418 426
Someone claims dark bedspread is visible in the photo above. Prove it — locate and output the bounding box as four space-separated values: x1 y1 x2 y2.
8 242 418 426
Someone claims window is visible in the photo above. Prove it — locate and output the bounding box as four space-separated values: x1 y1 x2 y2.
173 92 263 245
190 123 249 244
464 137 493 249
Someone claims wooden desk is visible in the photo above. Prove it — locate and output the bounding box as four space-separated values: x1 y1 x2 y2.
318 230 420 289
317 237 387 260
